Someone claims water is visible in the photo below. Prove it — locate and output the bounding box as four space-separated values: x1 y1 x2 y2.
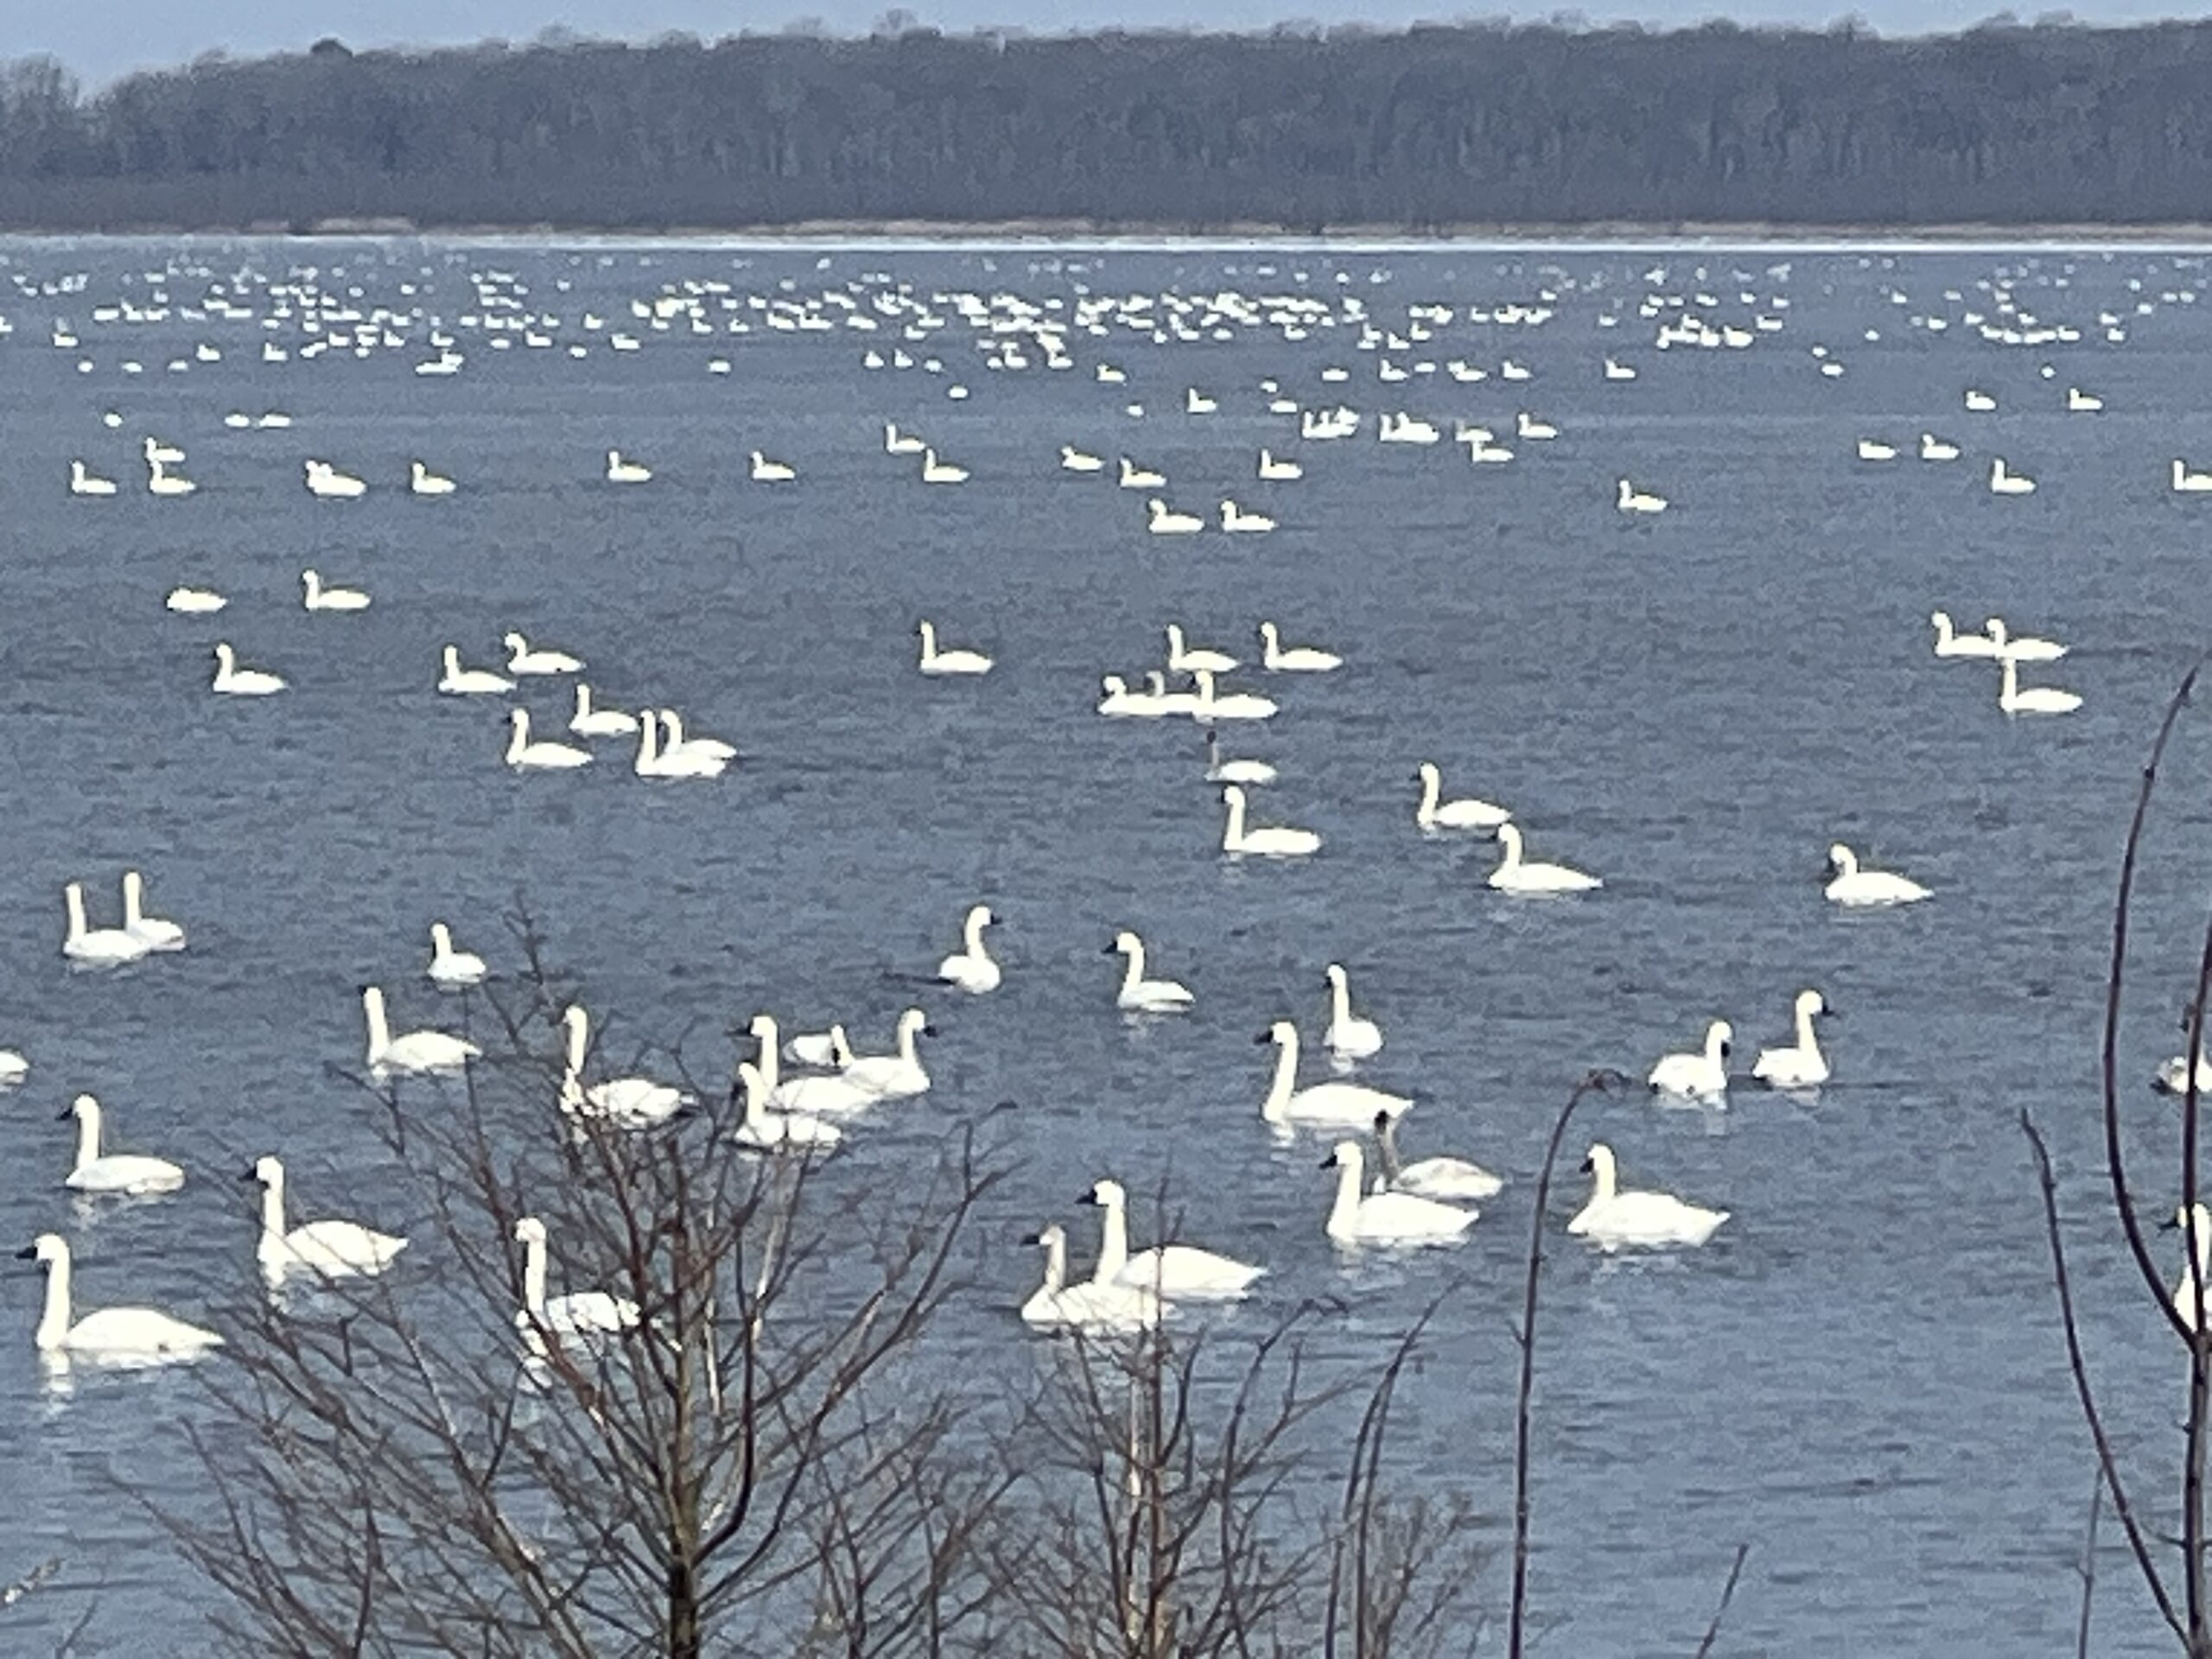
0 235 2209 1653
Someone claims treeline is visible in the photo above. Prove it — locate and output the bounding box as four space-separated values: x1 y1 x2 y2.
4 19 2212 230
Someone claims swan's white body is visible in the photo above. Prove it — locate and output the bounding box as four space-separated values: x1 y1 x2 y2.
505 709 593 770
166 588 226 614
63 882 148 966
1931 611 1999 658
750 451 796 482
606 449 652 484
1986 619 2068 663
122 870 185 951
1098 675 1171 718
1061 445 1104 473
68 460 117 496
1752 989 1831 1089
505 632 583 676
2157 1053 2212 1096
1258 1020 1409 1128
747 1014 880 1116
1825 843 1929 906
918 620 994 676
1257 448 1303 480
1965 390 1998 411
440 645 513 695
1321 1142 1474 1244
1221 785 1319 858
20 1234 219 1363
838 1007 935 1096
886 424 926 455
302 569 370 612
1120 457 1166 489
919 448 968 484
427 922 486 988
1374 1111 1502 1201
1110 931 1193 1014
1988 458 2035 495
1084 1179 1262 1299
1489 823 1600 894
1648 1020 1732 1100
253 1156 408 1281
634 712 728 779
1166 624 1237 675
61 1095 183 1195
560 1004 692 1128
1147 499 1205 534
1323 963 1382 1060
569 683 638 736
1921 433 1961 461
513 1216 640 1347
363 985 479 1077
1617 479 1668 514
2175 1205 2212 1332
1190 669 1277 721
1203 730 1276 785
2175 460 2212 493
1258 622 1341 672
1999 656 2082 716
410 461 456 495
1415 762 1510 831
1568 1144 1729 1250
938 904 1001 993
304 460 366 499
1221 499 1276 532
212 643 285 696
1856 438 1897 461
734 1061 844 1151
1021 1225 1161 1330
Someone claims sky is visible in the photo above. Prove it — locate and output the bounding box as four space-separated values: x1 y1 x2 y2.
8 0 2211 89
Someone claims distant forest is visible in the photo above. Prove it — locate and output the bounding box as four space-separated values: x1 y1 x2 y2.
3 19 2212 231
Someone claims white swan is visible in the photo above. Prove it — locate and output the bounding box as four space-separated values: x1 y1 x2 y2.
918 620 994 676
1119 457 1166 489
302 569 370 612
1203 729 1276 785
18 1234 219 1363
1257 1021 1409 1129
634 711 728 779
122 870 184 951
838 1007 936 1097
513 1216 640 1346
1965 389 1998 411
2068 386 2104 412
1221 785 1319 858
410 460 456 495
1060 444 1103 473
1083 1179 1262 1298
439 645 512 695
1648 1020 1732 1100
60 1095 183 1195
1373 1111 1502 1202
1999 656 2082 716
750 451 796 483
1320 1142 1474 1244
885 423 926 455
1825 843 1929 906
1568 1144 1729 1250
1988 458 2036 496
919 448 968 484
304 460 366 499
1931 611 1999 658
2157 1052 2212 1096
1488 823 1600 894
747 1014 879 1116
1147 499 1205 535
1097 675 1170 718
1109 931 1193 1014
784 1025 842 1068
1752 989 1832 1090
212 643 285 696
1220 499 1276 532
1415 762 1510 831
1185 386 1217 414
165 587 226 614
1166 623 1236 675
569 683 638 737
2173 1205 2212 1332
734 1061 843 1151
252 1156 408 1281
1257 621 1341 672
1021 1224 1161 1331
505 632 583 675
1516 410 1558 441
1190 669 1276 721
427 922 486 988
606 449 652 484
938 904 1001 994
1257 448 1303 480
505 709 593 770
2175 460 2212 493
63 882 148 967
362 985 479 1077
658 711 736 764
560 1004 693 1128
1617 479 1668 515
68 460 117 497
1603 357 1638 381
1986 618 2068 663
1856 438 1897 461
1920 433 1961 461
1323 963 1382 1061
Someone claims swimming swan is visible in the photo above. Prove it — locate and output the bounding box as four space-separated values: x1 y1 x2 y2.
304 460 366 499
1988 458 2035 496
1489 823 1600 894
1648 1020 1732 1100
634 711 728 779
1221 499 1276 532
60 1095 183 1195
1061 445 1104 473
1320 1141 1475 1244
505 709 593 771
658 711 736 764
838 1007 936 1097
1204 729 1276 785
1999 656 2082 716
560 1004 693 1128
1166 624 1237 675
1373 1110 1502 1201
68 460 118 497
1825 843 1929 906
1323 963 1382 1060
1148 499 1205 535
505 632 583 675
63 882 149 967
606 449 652 484
1082 1178 1262 1298
747 1014 880 1116
251 1155 408 1281
1617 479 1668 515
1190 669 1277 721
1108 931 1194 1014
1415 762 1510 831
569 683 639 736
1931 611 2000 658
1985 619 2068 663
750 451 796 483
1120 457 1166 489
302 569 370 612
918 620 994 676
513 1216 640 1347
1021 1224 1161 1330
1257 448 1303 480
1257 622 1342 672
121 870 184 951
1098 675 1171 718
410 461 456 495
212 643 285 696
1751 989 1832 1090
1568 1143 1729 1250
1257 1021 1409 1129
734 1061 843 1151
17 1234 220 1363
427 922 486 988
166 588 226 614
362 985 479 1077
938 904 1001 993
919 448 968 484
2176 460 2212 493
439 645 513 695
1221 785 1319 858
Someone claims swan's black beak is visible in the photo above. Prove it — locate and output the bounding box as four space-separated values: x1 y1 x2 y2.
2163 1214 2183 1232
52 1105 72 1122
1253 1029 1273 1045
1579 1155 1595 1174
1077 1188 1101 1206
12 1243 35 1261
239 1166 259 1182
1824 1006 1842 1021
1372 1110 1390 1131
922 1025 940 1039
1100 943 1118 957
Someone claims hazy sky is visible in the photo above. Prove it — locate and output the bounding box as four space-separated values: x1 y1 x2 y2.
16 0 2212 88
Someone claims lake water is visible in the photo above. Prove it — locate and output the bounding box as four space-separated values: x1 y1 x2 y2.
1 235 2209 1654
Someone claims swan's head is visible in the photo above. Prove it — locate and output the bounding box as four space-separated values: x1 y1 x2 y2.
1416 761 1440 786
1581 1143 1617 1181
1497 822 1525 855
431 922 453 950
561 1005 588 1038
1324 963 1348 989
16 1234 65 1265
1827 843 1858 878
606 449 620 464
1319 1141 1362 1172
302 569 321 588
1984 619 2009 645
1109 931 1141 956
60 1094 97 1125
1102 676 1127 696
2170 1205 2212 1236
1083 1179 1126 1209
899 1007 933 1037
748 1013 777 1040
1222 784 1247 810
361 985 385 1014
1259 621 1280 645
513 1216 546 1245
442 645 461 668
251 1154 283 1187
1797 988 1829 1018
213 643 237 668
1033 1223 1065 1250
1708 1020 1733 1057
967 904 995 930
1257 1020 1297 1048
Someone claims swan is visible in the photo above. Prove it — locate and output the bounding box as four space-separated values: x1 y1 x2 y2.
362 985 479 1077
2157 1052 2212 1096
427 922 486 988
505 632 583 675
938 904 1001 994
2172 1205 2212 1332
1082 1179 1262 1298
734 1062 843 1151
1856 438 1897 461
1920 433 1961 461
2068 386 2103 412
17 1234 220 1363
148 461 199 499
1999 656 2082 716
1825 842 1929 906
1603 357 1637 381
1221 785 1319 858
919 448 968 483
884 423 926 455
505 709 592 770
1415 762 1510 831
1190 669 1276 721
1256 1021 1409 1129
1617 479 1668 515
1985 619 2068 663
122 870 184 951
212 643 285 696
1488 823 1600 894
512 1216 640 1348
1204 729 1276 785
1021 1224 1161 1330
410 461 455 495
918 620 994 676
1931 611 1999 659
1373 1111 1502 1202
1323 963 1382 1060
1120 457 1166 489
606 449 652 484
1098 675 1171 718
251 1155 407 1281
1147 671 1203 717
747 1014 879 1116
1648 1020 1732 1100
1988 458 2036 495
165 587 226 614
837 1007 937 1097
304 460 366 499
1059 444 1103 473
633 711 728 779
1320 1141 1474 1244
0 1044 25 1087
1752 989 1832 1089
1516 410 1559 441
1257 622 1341 672
1568 1143 1728 1250
1965 389 1998 411
67 460 117 496
1185 387 1217 414
428 649 514 704
568 683 638 737
658 711 735 764
302 569 370 612
750 451 796 482
63 882 148 966
1147 499 1205 535
1221 499 1276 532
558 1003 694 1128
1108 931 1193 1014
60 1095 183 1195
2175 460 2212 493
1166 624 1237 675
1257 448 1303 480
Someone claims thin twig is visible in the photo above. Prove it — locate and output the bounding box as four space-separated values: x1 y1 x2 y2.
1691 1544 1749 1659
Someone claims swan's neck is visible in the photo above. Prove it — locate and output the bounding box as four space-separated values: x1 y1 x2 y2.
432 925 452 962
1328 1154 1364 1235
575 683 592 715
1119 943 1145 995
1329 974 1352 1027
1376 1119 1402 1182
1094 1198 1128 1283
1707 1027 1728 1064
753 1025 779 1095
1935 615 1955 645
1223 792 1246 851
1262 626 1280 664
1794 1004 1823 1060
2001 658 2019 701
1417 770 1440 819
564 1014 588 1075
918 624 938 663
1589 1157 1617 1206
1039 1235 1066 1297
520 1231 549 1318
364 994 391 1061
1262 1035 1298 1123
896 1018 919 1065
963 914 991 960
505 715 528 765
638 713 659 766
65 887 86 942
1497 832 1523 873
258 1173 288 1252
124 876 144 926
1834 849 1858 880
73 1108 99 1171
35 1255 70 1351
